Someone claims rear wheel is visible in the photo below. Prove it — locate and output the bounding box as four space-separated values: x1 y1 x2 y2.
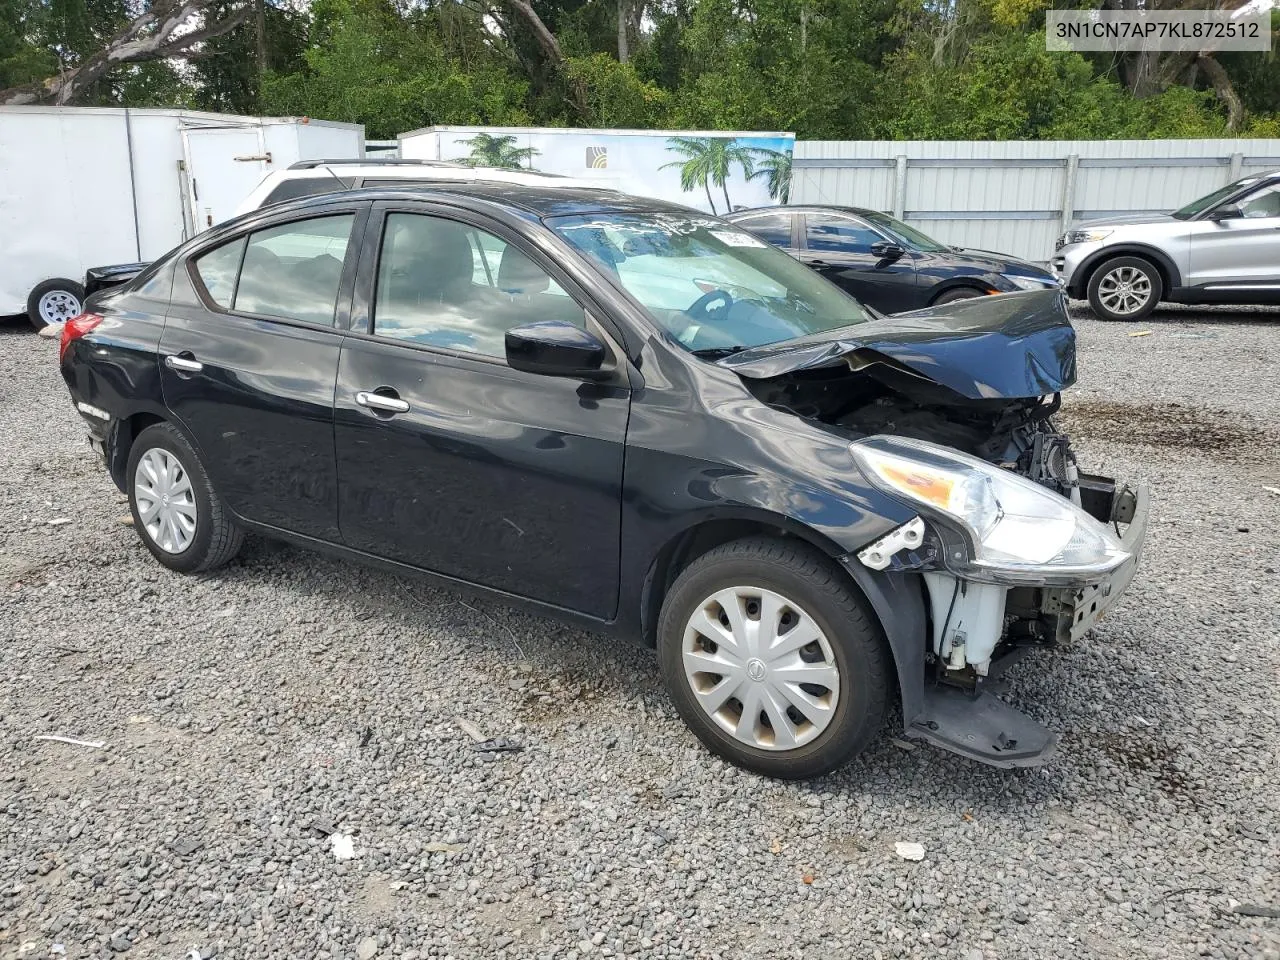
932 286 985 306
657 537 890 780
1087 256 1162 321
126 423 243 574
26 278 85 330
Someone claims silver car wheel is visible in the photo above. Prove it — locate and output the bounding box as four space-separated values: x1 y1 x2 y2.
134 448 197 554
1096 265 1152 316
38 289 81 325
681 586 840 751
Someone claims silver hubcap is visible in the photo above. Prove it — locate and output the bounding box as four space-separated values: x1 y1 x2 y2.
38 289 81 325
133 449 197 554
682 587 840 751
1097 266 1152 316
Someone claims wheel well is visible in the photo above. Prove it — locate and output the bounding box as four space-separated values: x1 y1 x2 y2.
108 411 165 490
1078 248 1174 299
929 280 992 305
639 520 837 647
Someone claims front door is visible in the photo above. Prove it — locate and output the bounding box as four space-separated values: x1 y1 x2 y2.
799 212 919 313
160 207 366 539
334 205 630 618
1187 181 1280 288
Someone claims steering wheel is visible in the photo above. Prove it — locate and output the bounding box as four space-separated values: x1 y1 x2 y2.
686 288 734 321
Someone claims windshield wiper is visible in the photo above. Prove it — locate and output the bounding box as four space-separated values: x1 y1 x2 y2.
691 345 748 359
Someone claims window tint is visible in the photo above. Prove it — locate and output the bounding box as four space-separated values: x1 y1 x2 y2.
736 213 793 248
373 213 580 358
261 177 354 207
806 214 882 253
233 215 354 326
1239 182 1280 218
193 237 246 308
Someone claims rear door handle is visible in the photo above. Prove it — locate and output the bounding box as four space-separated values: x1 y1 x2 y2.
164 353 203 374
356 391 410 414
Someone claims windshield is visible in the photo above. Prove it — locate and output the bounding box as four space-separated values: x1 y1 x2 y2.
1173 176 1260 219
547 212 869 355
860 211 951 252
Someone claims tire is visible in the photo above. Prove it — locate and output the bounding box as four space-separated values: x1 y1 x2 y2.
1086 255 1162 322
126 422 243 574
931 286 985 306
26 278 85 330
657 537 890 780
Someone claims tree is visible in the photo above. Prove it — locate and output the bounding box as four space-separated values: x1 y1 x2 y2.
660 135 757 212
749 147 792 203
458 132 540 169
0 0 250 105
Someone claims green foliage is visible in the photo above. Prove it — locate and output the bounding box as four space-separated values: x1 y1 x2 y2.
4 0 1277 140
457 133 539 169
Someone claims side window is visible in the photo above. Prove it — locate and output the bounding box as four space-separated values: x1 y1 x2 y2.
373 213 581 359
261 177 354 207
193 237 246 308
806 214 882 253
737 213 793 248
1238 183 1280 218
233 215 354 325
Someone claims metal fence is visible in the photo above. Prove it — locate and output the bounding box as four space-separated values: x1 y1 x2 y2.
791 139 1280 261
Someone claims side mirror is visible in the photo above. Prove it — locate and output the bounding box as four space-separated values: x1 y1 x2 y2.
1210 203 1243 221
505 319 607 378
870 240 905 259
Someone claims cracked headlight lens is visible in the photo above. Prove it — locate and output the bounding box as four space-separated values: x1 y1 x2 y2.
851 436 1129 583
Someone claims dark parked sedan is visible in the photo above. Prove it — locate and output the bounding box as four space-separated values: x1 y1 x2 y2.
60 186 1146 778
726 205 1059 314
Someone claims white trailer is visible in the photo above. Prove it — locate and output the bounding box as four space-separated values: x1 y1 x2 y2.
0 106 363 327
397 125 794 216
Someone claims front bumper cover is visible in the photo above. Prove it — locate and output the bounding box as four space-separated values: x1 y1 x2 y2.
904 481 1150 768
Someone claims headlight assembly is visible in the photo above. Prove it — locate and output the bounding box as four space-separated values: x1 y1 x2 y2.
851 436 1129 584
1065 229 1113 245
1004 274 1057 291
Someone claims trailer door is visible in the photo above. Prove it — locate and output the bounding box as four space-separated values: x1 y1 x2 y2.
182 127 272 233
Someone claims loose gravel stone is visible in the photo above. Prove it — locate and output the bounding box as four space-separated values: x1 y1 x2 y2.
1 304 1278 960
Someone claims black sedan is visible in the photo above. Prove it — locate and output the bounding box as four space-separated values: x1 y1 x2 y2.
59 186 1146 778
726 205 1059 314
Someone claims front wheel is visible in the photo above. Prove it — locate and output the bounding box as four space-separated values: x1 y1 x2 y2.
1087 256 1162 321
657 538 890 779
126 423 243 574
931 286 985 306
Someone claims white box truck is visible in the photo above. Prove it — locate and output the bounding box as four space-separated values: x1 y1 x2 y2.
0 106 363 327
397 126 794 216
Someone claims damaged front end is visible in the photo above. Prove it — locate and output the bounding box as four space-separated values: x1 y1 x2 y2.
722 291 1150 768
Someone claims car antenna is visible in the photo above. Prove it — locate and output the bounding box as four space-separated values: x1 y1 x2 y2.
320 164 353 192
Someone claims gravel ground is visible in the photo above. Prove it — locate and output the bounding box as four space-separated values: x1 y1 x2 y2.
2 303 1278 960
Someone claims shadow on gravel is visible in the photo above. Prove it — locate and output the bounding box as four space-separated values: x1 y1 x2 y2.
0 313 33 335
1061 399 1276 459
1068 300 1280 325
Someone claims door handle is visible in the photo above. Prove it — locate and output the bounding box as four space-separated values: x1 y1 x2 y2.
356 391 410 414
164 353 203 374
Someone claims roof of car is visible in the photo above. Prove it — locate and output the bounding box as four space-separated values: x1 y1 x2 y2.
729 204 880 218
272 182 701 220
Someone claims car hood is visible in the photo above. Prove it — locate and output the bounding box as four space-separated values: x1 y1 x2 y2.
719 289 1075 400
1070 213 1176 230
943 247 1052 277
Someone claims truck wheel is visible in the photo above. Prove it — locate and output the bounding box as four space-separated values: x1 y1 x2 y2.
26 278 85 330
1087 256 1162 321
657 537 890 780
126 423 243 574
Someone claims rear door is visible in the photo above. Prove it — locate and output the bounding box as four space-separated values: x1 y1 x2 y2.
732 211 799 254
333 202 630 617
1187 180 1280 289
799 212 918 312
160 203 368 540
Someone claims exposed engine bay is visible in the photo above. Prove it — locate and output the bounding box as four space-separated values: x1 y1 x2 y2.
742 353 1142 710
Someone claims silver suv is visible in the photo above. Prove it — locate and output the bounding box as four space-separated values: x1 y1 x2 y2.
1054 171 1280 321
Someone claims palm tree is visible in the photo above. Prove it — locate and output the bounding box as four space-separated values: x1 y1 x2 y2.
748 148 792 204
457 133 540 170
660 136 760 214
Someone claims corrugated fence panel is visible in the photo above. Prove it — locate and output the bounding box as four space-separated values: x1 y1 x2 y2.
791 139 1280 260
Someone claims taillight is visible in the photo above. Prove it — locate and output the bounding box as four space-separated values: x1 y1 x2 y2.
59 313 103 363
